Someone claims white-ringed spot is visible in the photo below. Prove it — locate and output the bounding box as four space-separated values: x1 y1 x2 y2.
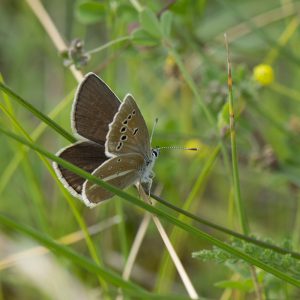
120 126 127 133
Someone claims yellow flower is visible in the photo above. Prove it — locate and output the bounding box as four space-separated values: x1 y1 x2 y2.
164 54 179 77
253 64 274 86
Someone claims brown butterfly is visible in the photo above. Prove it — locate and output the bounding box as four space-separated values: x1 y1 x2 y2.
53 73 158 207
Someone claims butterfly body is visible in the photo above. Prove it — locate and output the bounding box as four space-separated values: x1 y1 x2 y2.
53 73 157 207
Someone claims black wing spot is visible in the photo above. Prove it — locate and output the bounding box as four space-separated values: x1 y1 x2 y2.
116 142 123 151
132 109 136 115
127 114 132 120
117 158 121 162
121 135 127 141
123 119 128 125
120 126 127 133
133 128 139 135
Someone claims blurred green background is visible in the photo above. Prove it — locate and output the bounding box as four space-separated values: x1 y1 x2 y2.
1 0 300 299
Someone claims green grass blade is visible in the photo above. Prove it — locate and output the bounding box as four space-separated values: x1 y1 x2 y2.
0 81 76 143
1 127 300 287
0 213 146 297
155 144 221 292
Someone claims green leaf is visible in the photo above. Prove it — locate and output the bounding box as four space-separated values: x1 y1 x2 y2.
160 11 173 38
131 28 160 47
76 1 106 24
139 8 161 39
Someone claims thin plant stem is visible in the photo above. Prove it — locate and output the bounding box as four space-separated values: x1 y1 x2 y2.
0 82 75 143
0 216 121 270
138 186 199 299
116 213 151 300
168 48 215 127
0 92 109 292
86 36 131 56
1 128 300 287
116 199 129 259
156 144 221 292
270 82 300 103
152 216 199 300
225 34 263 299
215 2 299 43
23 0 113 292
151 193 300 260
25 0 83 82
129 0 143 12
225 34 249 235
264 17 299 65
0 90 75 195
122 213 151 281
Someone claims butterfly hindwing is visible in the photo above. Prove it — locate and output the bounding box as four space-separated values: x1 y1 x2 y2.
53 141 108 198
82 153 145 206
106 94 151 158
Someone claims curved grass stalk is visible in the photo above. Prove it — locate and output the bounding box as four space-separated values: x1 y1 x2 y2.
0 216 121 270
1 127 300 287
156 144 221 293
0 89 74 196
0 89 108 291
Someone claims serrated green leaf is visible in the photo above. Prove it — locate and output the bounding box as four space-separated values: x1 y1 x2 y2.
160 11 173 38
139 8 161 39
76 1 106 24
131 28 160 47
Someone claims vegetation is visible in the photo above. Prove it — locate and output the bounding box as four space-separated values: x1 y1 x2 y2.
1 1 300 299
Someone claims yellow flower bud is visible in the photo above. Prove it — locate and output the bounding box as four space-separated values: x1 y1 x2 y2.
253 64 274 86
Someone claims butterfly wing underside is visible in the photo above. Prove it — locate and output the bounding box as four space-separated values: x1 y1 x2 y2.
82 153 145 206
105 95 151 158
72 73 121 144
53 141 108 198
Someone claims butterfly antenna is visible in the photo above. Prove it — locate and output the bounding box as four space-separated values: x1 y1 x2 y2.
150 118 159 144
158 146 199 151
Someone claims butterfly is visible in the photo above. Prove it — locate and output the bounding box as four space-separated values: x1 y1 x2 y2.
53 73 158 207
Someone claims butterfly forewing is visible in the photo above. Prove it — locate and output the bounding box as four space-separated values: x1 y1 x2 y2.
106 95 151 158
53 141 108 198
72 73 121 144
82 153 145 206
